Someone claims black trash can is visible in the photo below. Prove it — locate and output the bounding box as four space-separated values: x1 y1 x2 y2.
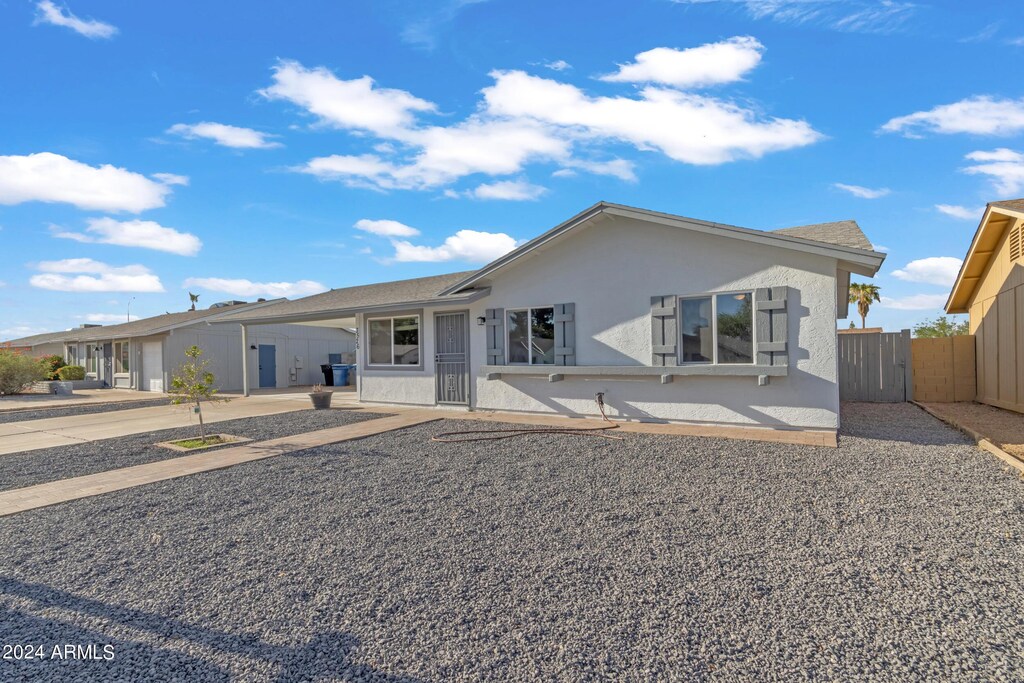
320 364 334 386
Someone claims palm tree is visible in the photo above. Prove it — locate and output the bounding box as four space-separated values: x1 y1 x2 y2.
188 292 199 311
849 283 881 330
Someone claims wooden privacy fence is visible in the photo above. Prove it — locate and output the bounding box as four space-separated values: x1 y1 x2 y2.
910 336 976 403
838 330 912 402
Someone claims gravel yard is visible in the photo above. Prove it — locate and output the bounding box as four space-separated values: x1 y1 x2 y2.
0 408 387 492
0 398 170 425
1 402 1022 681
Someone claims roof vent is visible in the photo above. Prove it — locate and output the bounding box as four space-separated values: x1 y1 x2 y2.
77 324 103 328
1010 223 1021 262
208 300 247 309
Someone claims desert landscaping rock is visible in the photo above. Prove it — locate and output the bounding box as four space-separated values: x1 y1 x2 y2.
0 402 1022 681
0 408 386 492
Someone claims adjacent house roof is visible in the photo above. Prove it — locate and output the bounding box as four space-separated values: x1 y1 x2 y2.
60 301 282 342
771 220 874 251
215 272 484 325
1 329 78 348
946 199 1024 313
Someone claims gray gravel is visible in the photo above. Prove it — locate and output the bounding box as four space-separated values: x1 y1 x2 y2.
0 407 387 492
0 402 1022 681
0 398 170 425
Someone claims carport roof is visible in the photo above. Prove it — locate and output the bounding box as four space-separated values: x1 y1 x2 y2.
61 301 281 342
215 271 481 325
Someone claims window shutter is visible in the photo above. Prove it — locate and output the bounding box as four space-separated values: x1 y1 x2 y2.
650 296 677 366
485 308 504 365
755 287 788 366
554 303 576 366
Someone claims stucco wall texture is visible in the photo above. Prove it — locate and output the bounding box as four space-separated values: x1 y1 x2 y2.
359 215 842 430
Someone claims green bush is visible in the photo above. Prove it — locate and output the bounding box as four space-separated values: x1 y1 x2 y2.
0 350 47 395
56 365 86 381
39 354 66 381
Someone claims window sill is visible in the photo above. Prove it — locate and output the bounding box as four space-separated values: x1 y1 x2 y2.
481 364 787 380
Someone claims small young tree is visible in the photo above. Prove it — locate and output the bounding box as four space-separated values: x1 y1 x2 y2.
168 345 225 443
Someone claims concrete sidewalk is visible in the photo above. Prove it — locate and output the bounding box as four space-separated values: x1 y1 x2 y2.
0 389 167 413
0 410 438 516
0 393 341 455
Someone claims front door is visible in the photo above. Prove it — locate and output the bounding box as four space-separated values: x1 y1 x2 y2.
434 312 469 405
258 344 276 388
102 343 113 387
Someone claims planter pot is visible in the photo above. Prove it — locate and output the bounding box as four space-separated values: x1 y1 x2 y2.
309 392 333 410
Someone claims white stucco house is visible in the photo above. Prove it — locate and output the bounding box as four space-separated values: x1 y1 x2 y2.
50 302 355 392
219 202 885 437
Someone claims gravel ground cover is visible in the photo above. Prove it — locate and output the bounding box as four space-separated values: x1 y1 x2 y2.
0 398 170 425
0 407 387 492
1 402 1023 681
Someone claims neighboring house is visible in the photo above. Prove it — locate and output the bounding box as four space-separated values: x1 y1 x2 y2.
946 198 1024 413
59 302 356 392
222 202 885 437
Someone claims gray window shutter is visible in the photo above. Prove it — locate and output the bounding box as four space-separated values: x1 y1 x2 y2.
485 308 504 365
651 296 677 366
755 286 788 366
554 303 575 366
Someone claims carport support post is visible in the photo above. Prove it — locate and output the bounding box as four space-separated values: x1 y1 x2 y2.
241 324 250 397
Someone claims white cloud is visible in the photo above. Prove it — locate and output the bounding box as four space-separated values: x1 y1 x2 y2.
31 259 164 293
482 69 822 165
879 293 950 310
78 313 139 323
151 172 189 186
469 180 547 201
671 1 915 35
53 218 202 256
182 277 327 298
881 96 1024 137
935 204 983 220
167 122 282 149
601 37 764 88
259 60 437 137
833 182 890 199
543 59 572 71
0 153 172 212
270 55 820 192
34 0 117 39
962 148 1024 195
390 230 518 263
891 256 963 287
354 219 420 237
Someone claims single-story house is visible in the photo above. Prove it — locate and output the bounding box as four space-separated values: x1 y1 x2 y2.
946 198 1024 413
221 202 885 437
57 302 356 392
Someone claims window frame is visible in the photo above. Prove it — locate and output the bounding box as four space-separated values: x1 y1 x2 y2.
113 340 131 374
677 290 756 366
365 313 422 369
506 306 556 366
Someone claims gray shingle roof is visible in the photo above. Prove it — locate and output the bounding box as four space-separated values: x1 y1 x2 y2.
990 198 1024 213
216 271 478 322
771 220 874 251
1 329 78 347
62 302 273 342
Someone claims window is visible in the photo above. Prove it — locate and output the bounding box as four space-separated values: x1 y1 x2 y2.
368 316 419 365
66 344 78 364
679 292 754 365
507 307 555 365
114 341 130 373
85 346 97 374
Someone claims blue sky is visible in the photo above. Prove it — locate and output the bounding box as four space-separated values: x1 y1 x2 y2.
2 0 1023 338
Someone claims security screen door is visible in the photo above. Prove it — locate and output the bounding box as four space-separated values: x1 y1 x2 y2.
434 312 469 404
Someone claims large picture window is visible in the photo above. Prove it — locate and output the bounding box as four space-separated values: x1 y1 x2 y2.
507 307 555 365
85 345 97 374
368 315 420 365
114 341 130 373
679 292 753 365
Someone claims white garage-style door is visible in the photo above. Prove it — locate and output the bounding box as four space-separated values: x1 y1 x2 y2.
142 341 164 392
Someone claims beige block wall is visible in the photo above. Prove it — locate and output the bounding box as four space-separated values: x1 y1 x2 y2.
911 336 976 403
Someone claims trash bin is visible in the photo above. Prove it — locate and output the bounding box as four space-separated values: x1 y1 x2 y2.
320 364 334 386
345 364 357 386
331 364 349 387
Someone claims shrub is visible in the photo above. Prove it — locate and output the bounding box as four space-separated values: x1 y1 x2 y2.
57 365 86 381
0 350 47 395
39 354 67 381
